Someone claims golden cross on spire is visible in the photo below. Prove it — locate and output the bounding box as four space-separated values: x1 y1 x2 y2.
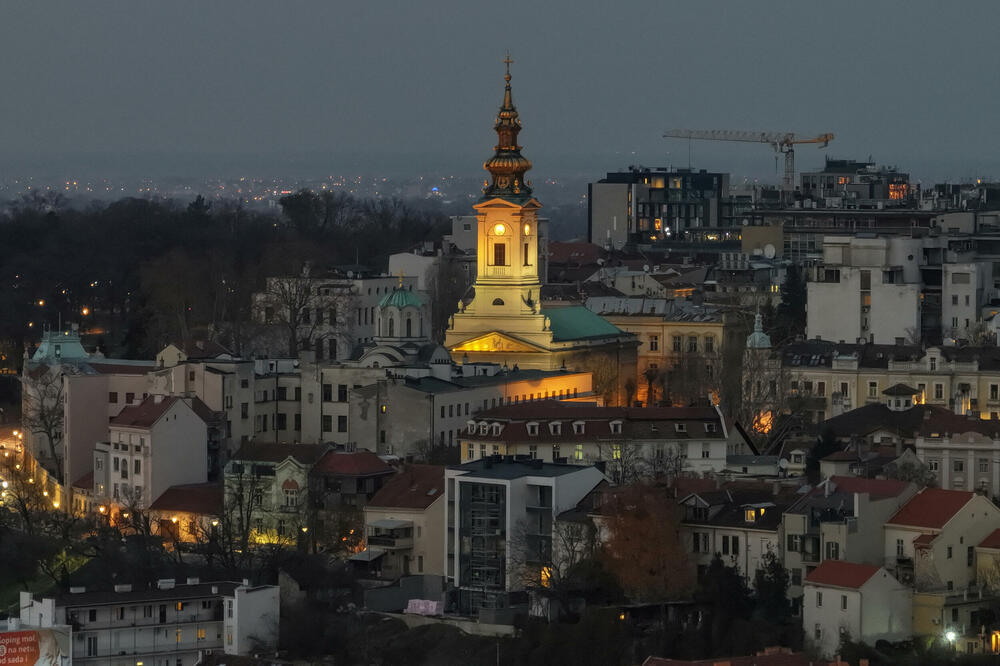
503 51 513 81
397 270 405 288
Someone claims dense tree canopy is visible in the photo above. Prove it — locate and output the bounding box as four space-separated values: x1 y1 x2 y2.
0 190 450 364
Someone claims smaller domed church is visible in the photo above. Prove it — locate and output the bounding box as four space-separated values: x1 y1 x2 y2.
353 283 452 374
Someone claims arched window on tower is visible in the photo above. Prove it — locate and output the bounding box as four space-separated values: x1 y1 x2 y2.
492 298 505 306
388 317 395 337
494 242 507 266
406 316 412 337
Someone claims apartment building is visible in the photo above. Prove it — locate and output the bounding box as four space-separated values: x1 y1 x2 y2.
802 561 911 659
914 411 1000 495
679 485 793 583
882 488 1000 592
92 396 212 509
360 464 447 579
806 234 991 345
776 340 1000 422
585 297 730 406
458 401 736 479
19 580 279 666
350 368 595 455
444 457 605 616
781 477 917 602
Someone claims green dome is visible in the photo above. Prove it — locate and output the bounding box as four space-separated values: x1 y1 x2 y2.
379 287 424 309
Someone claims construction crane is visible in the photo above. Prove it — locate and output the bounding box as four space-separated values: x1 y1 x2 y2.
662 129 834 191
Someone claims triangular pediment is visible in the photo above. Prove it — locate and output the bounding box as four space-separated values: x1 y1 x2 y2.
450 331 546 354
473 197 542 211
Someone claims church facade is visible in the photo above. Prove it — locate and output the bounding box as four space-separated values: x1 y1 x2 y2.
444 59 637 404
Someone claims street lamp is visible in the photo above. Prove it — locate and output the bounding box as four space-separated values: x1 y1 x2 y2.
946 630 957 643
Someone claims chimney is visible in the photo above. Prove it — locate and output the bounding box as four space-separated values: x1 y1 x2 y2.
153 394 164 404
114 584 132 593
186 577 200 586
156 579 175 590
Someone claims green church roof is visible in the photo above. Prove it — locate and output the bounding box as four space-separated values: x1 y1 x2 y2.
541 306 625 342
379 287 424 309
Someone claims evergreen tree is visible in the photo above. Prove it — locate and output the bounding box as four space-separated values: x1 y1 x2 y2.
774 264 806 343
754 549 790 620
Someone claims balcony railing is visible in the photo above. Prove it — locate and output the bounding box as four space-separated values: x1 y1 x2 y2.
367 535 414 549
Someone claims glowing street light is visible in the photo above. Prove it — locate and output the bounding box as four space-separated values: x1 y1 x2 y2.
81 307 90 316
946 630 957 643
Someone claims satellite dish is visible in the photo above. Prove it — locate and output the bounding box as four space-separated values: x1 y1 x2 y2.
596 258 605 266
764 244 776 259
643 264 650 272
778 458 789 469
742 218 749 226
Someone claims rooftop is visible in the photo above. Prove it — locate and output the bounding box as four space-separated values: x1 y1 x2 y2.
449 456 593 480
886 487 975 529
230 442 328 466
312 450 395 477
109 396 212 429
539 305 627 342
55 581 240 608
979 529 1000 550
367 465 445 510
149 483 223 515
805 560 881 590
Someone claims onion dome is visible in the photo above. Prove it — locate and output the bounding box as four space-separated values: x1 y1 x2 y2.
482 53 533 202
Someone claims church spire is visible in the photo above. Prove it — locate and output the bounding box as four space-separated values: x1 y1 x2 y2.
482 52 533 201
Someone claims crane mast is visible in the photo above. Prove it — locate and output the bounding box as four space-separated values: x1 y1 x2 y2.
662 129 834 191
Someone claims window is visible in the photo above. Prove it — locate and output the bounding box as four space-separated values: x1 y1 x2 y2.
418 555 424 573
947 546 953 559
649 335 659 351
610 421 622 434
134 459 140 475
276 412 287 430
930 357 937 371
791 568 802 586
868 381 878 398
114 457 119 472
227 600 233 619
816 591 823 607
337 415 347 432
197 628 206 641
993 385 1000 401
840 382 849 397
826 542 840 560
322 384 332 401
125 392 135 404
744 509 756 523
969 545 975 566
896 538 904 557
175 601 184 611
814 624 822 641
574 444 583 461
573 422 585 434
928 459 939 472
527 422 539 435
787 534 802 552
722 535 730 555
241 402 249 419
284 488 298 507
294 413 301 431
935 384 943 400
551 445 560 460
109 392 118 403
841 595 848 611
688 336 698 352
817 381 826 397
952 295 959 305
86 636 98 657
980 459 990 473
493 242 506 266
704 336 714 353
731 535 740 555
954 459 965 472
322 415 332 432
672 336 681 352
528 444 537 459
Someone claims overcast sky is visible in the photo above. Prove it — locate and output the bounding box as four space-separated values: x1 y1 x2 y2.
1 1 998 182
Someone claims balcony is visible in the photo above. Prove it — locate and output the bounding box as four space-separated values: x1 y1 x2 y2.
367 518 414 550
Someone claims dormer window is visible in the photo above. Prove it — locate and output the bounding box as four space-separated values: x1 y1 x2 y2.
549 422 562 435
491 423 502 436
467 421 477 434
610 420 623 434
930 357 937 371
572 421 585 435
675 423 687 433
479 422 489 435
527 422 539 436
706 423 717 433
745 509 756 522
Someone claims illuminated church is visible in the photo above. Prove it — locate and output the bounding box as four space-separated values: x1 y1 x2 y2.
445 58 637 403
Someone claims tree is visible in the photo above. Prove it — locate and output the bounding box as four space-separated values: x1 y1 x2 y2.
887 460 937 488
643 367 662 406
428 255 472 342
509 516 602 609
21 364 69 481
753 548 790 620
696 554 753 656
600 485 694 601
807 426 841 483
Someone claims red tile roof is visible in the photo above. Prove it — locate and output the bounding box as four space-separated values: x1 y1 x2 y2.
149 483 223 515
816 476 911 499
313 451 394 477
367 465 445 510
885 487 975 529
109 395 214 428
110 396 178 428
804 560 881 590
913 533 937 548
979 529 1000 549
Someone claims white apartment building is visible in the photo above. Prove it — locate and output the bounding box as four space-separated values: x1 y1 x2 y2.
19 580 278 666
882 487 1000 591
444 458 605 616
806 235 992 345
92 396 210 508
802 561 911 659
